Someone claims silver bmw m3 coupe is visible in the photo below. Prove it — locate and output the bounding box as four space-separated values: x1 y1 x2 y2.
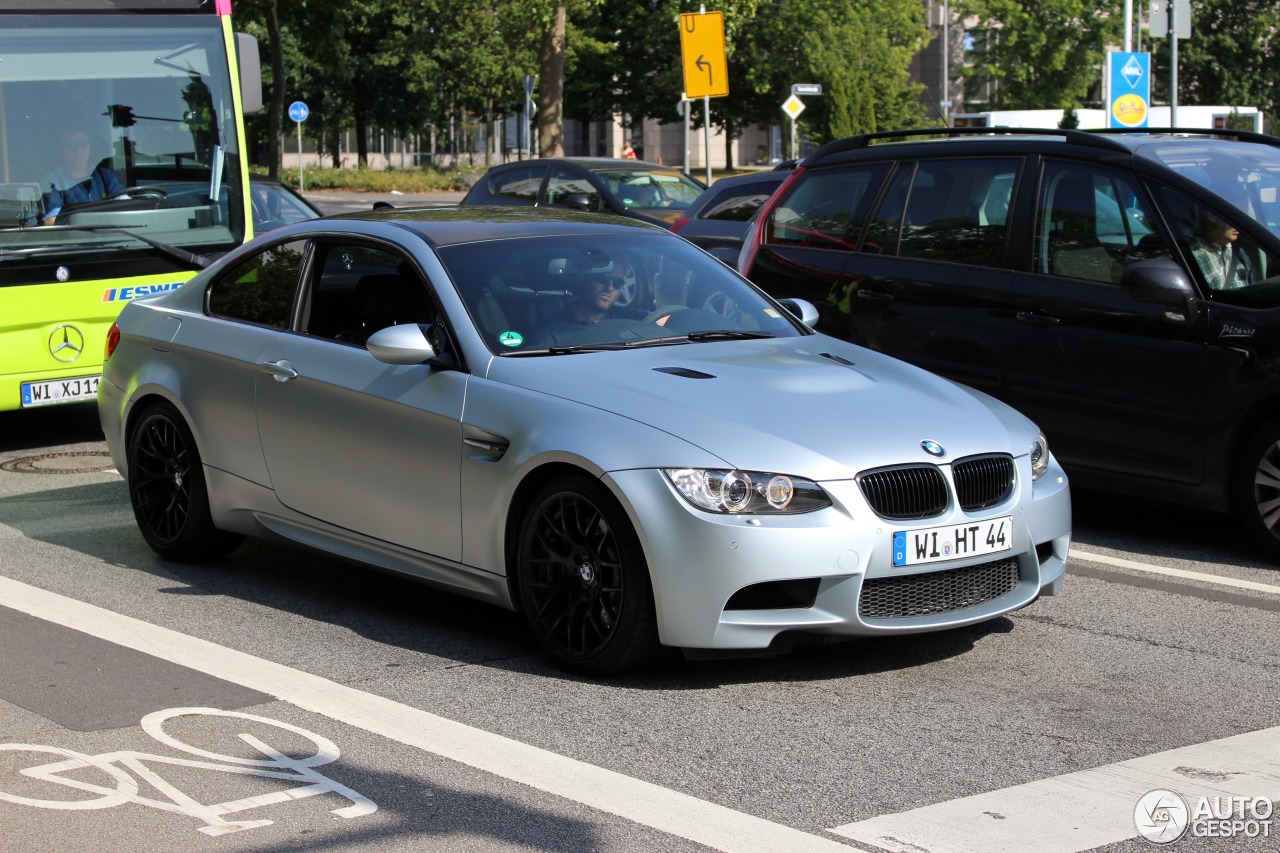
99 207 1071 674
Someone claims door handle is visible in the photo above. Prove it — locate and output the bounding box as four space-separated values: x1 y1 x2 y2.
1015 311 1060 326
856 289 892 305
261 359 298 381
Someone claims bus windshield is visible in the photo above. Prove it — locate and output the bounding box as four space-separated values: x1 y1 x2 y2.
0 14 246 268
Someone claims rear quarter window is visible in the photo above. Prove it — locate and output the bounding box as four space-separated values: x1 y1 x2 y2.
766 164 889 250
208 240 305 328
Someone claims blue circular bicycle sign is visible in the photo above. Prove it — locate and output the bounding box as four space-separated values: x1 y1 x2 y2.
288 101 309 123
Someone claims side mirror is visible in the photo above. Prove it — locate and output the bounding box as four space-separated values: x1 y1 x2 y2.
562 193 594 212
235 33 263 115
366 323 437 365
1120 258 1198 324
777 297 820 328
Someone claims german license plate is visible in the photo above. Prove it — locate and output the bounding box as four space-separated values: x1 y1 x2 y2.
892 515 1012 567
20 374 101 408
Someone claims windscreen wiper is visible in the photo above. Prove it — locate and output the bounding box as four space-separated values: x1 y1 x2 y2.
0 224 211 269
624 330 774 346
685 330 775 341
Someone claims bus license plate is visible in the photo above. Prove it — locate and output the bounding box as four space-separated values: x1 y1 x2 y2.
892 516 1012 567
21 375 101 408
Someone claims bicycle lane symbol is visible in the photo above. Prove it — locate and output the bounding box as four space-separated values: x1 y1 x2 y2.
0 707 377 836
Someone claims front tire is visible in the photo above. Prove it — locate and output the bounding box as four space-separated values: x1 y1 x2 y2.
127 402 242 561
516 476 661 675
1236 416 1280 562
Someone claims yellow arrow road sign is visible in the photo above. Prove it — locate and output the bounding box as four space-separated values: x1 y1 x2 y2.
679 11 728 99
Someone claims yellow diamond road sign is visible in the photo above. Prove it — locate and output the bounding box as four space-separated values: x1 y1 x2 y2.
679 11 728 99
782 94 805 119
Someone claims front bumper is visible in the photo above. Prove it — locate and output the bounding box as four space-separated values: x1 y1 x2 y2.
606 456 1070 650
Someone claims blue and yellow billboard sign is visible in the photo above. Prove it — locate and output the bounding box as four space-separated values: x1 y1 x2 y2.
1107 51 1150 129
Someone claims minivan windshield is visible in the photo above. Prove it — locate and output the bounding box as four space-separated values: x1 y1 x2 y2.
1138 140 1280 239
437 232 806 354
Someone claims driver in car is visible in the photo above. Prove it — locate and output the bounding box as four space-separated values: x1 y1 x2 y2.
531 259 647 346
41 123 124 225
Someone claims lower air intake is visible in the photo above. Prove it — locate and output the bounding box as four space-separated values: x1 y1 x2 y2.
859 557 1020 619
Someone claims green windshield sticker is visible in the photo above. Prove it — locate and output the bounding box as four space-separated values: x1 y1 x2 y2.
499 331 524 347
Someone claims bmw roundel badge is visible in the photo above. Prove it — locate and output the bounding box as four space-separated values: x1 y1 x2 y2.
921 440 945 458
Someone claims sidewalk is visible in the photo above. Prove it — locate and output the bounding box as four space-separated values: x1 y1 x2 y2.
304 190 464 216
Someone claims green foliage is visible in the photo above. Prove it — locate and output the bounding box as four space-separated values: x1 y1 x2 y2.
261 166 480 192
1148 0 1280 120
957 0 1123 110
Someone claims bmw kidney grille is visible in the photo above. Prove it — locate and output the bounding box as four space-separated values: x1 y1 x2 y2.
858 454 1015 520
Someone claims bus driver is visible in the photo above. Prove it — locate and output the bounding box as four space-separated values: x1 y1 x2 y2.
41 123 124 225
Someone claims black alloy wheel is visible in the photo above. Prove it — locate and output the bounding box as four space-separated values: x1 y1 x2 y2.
127 402 241 561
517 477 660 675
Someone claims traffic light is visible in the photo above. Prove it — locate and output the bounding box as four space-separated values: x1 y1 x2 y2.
109 104 136 127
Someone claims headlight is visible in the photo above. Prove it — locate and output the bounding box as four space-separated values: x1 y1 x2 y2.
663 468 831 514
1030 430 1050 480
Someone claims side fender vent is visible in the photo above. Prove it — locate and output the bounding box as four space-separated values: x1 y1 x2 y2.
653 367 716 379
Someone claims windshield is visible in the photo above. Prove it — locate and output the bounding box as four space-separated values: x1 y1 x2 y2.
0 14 245 269
1138 140 1280 239
436 232 807 355
595 169 705 212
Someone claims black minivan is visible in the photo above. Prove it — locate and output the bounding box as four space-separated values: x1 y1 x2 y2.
739 127 1280 559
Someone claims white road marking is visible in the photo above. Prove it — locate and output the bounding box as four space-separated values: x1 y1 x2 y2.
828 726 1280 852
0 576 853 853
1071 547 1280 595
0 707 375 835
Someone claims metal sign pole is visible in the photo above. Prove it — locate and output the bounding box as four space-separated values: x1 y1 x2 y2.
1170 0 1179 128
704 95 712 186
683 98 690 176
288 101 309 193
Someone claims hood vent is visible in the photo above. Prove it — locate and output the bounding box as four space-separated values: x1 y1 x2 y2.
820 352 855 366
653 366 716 379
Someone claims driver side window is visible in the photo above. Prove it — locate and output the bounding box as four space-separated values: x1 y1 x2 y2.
1156 186 1279 303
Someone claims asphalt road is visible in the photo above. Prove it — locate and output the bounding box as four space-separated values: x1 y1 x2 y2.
0 404 1277 852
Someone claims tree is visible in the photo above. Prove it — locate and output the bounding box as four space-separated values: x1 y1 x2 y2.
234 0 294 178
726 0 929 154
577 0 929 169
1148 0 1280 121
957 0 1123 109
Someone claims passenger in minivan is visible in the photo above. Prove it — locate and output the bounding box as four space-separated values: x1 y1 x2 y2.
1190 209 1250 290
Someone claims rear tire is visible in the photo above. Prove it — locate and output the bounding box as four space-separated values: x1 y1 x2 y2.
127 402 242 561
1235 416 1280 562
516 476 661 675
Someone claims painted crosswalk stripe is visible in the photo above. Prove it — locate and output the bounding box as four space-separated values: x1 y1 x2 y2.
828 725 1280 852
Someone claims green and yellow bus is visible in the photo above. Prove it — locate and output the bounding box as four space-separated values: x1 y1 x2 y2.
0 0 260 411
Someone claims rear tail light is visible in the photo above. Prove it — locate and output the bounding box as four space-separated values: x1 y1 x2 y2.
669 216 691 233
738 165 806 276
104 323 121 360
